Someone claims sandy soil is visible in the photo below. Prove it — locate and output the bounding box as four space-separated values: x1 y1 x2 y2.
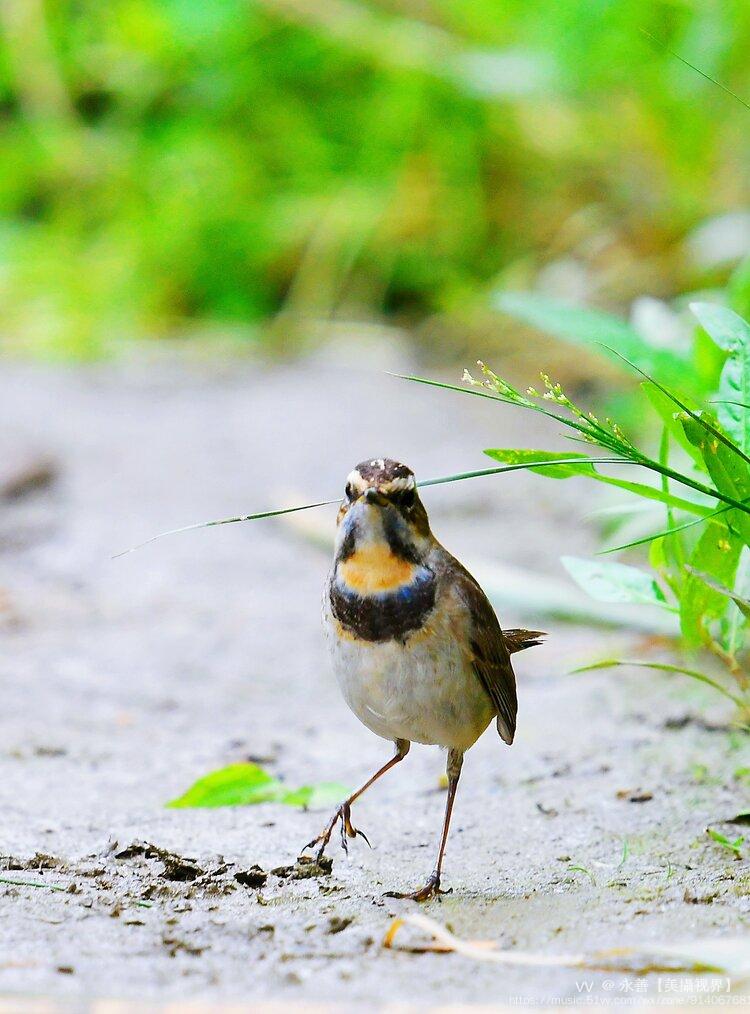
0 353 748 1008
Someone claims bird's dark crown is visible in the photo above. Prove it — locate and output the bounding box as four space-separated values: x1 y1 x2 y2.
338 457 430 538
346 458 415 498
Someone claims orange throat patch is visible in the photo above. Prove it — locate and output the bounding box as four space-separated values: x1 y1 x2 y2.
337 543 417 595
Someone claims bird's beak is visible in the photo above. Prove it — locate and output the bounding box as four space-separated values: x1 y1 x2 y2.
363 487 387 506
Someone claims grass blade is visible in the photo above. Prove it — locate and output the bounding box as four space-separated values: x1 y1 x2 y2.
115 458 635 557
573 658 746 709
113 500 340 557
599 503 731 555
639 29 750 114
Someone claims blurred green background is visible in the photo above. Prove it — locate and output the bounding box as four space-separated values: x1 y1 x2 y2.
0 0 749 359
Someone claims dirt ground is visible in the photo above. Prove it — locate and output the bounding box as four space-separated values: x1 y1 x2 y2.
1 352 748 1009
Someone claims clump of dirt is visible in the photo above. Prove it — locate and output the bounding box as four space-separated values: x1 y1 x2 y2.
272 855 333 880
114 841 205 882
327 915 353 934
235 865 268 888
0 452 57 500
162 934 207 958
1 852 66 872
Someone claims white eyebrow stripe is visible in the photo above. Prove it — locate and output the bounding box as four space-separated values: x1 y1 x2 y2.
346 469 367 494
381 475 415 491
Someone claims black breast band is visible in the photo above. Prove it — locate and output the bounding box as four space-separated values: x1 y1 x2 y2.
330 568 436 643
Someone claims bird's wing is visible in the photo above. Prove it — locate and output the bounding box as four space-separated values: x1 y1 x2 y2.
451 561 518 745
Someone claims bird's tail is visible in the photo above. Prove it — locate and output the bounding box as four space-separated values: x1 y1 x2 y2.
502 628 546 654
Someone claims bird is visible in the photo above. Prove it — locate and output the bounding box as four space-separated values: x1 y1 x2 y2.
303 457 544 900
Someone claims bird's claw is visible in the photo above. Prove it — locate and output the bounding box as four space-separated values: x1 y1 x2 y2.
339 804 371 852
303 801 371 862
385 871 450 902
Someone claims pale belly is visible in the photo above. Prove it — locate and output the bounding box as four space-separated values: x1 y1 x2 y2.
324 605 494 752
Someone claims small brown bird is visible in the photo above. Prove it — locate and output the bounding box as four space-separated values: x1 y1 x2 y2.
305 458 543 899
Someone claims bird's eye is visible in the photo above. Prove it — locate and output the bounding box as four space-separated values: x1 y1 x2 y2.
392 487 415 509
344 482 354 501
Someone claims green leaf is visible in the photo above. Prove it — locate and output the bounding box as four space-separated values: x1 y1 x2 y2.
166 763 348 810
484 448 712 517
483 449 596 479
690 301 750 352
495 292 694 388
684 563 750 620
680 526 743 648
561 556 669 608
167 763 283 808
691 303 750 458
682 413 750 546
718 342 750 459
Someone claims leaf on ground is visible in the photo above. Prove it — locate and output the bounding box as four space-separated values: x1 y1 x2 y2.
278 782 348 809
166 762 348 810
383 913 750 975
561 556 669 608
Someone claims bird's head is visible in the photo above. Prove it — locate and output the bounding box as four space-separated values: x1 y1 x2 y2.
334 458 432 566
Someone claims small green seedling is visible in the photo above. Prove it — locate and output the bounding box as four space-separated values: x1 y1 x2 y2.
707 828 744 858
618 839 630 869
567 864 597 886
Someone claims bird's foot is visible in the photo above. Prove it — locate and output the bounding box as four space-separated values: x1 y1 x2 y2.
385 871 450 902
302 801 371 862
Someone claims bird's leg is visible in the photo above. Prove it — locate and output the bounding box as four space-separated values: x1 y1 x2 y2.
386 748 463 902
303 739 410 862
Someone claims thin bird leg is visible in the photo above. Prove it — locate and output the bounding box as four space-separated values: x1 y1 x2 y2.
303 739 410 861
386 749 464 901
